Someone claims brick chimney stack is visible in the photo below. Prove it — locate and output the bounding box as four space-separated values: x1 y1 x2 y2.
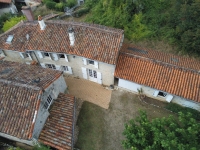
21 6 34 21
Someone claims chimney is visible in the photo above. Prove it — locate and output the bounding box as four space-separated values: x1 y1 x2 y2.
38 15 46 30
21 6 34 21
68 27 75 46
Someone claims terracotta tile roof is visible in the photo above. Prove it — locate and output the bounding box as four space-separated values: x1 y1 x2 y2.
39 93 75 150
0 60 63 140
121 44 200 71
0 0 11 3
0 21 124 64
0 60 62 89
115 52 200 103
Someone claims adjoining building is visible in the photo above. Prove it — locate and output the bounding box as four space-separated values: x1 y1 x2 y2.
0 60 75 150
115 44 200 111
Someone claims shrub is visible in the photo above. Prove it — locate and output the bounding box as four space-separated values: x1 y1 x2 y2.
165 103 200 121
74 8 89 17
2 16 26 32
66 0 77 8
55 2 65 11
46 1 56 9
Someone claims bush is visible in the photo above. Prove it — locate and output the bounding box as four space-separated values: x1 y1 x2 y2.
46 1 56 9
74 8 89 17
2 16 26 32
55 2 65 11
66 0 77 8
165 103 200 121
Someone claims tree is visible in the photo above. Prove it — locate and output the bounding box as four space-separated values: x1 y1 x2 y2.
122 111 200 150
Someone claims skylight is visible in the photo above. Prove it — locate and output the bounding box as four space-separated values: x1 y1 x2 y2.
6 35 14 44
128 47 148 54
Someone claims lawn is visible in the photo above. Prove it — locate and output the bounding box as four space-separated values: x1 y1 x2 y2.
75 89 174 150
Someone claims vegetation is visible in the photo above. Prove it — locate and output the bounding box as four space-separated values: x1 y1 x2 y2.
84 0 200 55
0 13 13 33
7 143 50 150
43 0 77 11
122 111 200 150
165 103 200 121
2 16 26 32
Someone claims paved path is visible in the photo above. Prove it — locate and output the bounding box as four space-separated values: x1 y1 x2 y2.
65 76 112 109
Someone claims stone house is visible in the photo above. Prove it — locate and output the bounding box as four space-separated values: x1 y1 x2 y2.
0 0 18 15
0 13 124 86
0 60 75 150
115 44 200 111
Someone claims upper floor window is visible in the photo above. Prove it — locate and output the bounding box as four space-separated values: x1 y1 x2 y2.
44 52 50 57
88 60 94 65
19 52 32 60
43 95 53 109
45 64 56 70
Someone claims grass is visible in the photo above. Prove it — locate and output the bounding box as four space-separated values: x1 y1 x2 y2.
75 101 104 150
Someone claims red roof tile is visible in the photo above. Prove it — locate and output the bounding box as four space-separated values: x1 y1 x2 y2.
0 0 11 3
115 52 200 103
0 60 63 140
121 44 200 71
39 93 75 150
0 21 124 65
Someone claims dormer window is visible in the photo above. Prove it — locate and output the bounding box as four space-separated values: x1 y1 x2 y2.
6 35 14 44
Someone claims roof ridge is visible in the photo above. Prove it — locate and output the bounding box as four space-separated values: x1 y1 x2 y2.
46 20 124 34
120 52 200 74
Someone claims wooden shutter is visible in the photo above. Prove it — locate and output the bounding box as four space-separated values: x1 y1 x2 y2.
37 51 44 58
68 66 73 74
83 58 87 65
166 95 173 102
94 61 98 69
40 63 46 68
52 53 59 61
97 72 102 84
28 53 32 60
153 90 159 97
64 54 68 62
19 52 25 58
81 67 87 79
55 65 61 70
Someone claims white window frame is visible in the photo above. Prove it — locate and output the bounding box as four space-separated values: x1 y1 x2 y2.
157 91 167 97
45 64 56 70
88 69 97 78
61 65 73 74
19 52 32 60
83 58 98 69
43 52 51 58
43 95 53 109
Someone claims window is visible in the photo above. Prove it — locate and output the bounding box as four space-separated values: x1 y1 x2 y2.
62 66 68 71
158 91 167 97
46 64 56 70
88 60 94 65
43 95 53 109
59 54 65 58
44 52 50 57
88 69 97 78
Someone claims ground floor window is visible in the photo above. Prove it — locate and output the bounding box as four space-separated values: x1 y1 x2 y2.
46 64 56 70
158 91 167 97
62 66 69 71
88 69 97 78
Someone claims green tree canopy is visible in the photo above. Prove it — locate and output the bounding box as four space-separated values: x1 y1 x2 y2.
3 16 26 32
122 111 200 150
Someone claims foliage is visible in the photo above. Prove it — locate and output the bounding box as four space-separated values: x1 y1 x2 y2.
74 8 90 17
46 1 57 9
65 0 77 8
33 143 50 150
2 16 26 32
84 0 200 55
165 103 200 121
55 2 65 11
0 13 13 33
122 111 200 150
